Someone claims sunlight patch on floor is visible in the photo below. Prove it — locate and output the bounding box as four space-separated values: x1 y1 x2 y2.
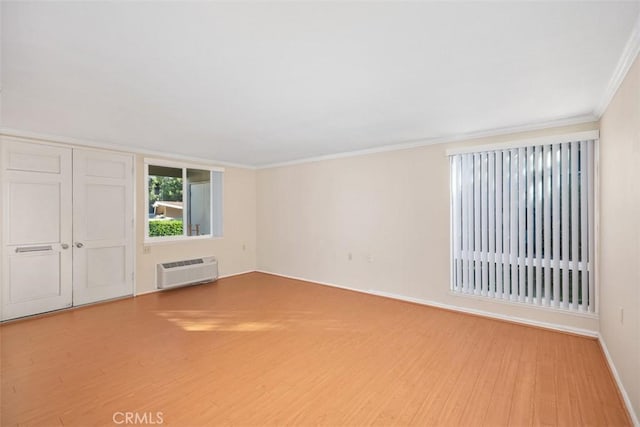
155 310 281 332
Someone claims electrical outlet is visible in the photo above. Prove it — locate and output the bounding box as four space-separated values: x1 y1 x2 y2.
367 255 374 263
143 246 151 254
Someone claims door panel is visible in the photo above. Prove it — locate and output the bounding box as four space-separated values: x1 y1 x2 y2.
72 150 133 305
85 157 127 179
85 184 126 241
6 143 62 174
8 251 62 302
8 181 61 244
1 140 73 320
87 246 126 288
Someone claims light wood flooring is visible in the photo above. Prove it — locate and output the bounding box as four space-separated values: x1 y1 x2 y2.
0 272 631 426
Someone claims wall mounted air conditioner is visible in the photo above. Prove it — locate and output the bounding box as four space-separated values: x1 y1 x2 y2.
156 256 218 289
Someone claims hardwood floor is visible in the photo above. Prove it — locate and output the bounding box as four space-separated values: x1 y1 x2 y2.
0 272 631 426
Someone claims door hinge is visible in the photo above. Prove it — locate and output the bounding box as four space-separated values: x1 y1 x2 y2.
131 272 135 282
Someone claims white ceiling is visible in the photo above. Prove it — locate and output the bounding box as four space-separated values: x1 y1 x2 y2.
2 1 639 167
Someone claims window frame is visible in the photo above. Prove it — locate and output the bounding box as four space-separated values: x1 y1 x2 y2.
144 158 224 244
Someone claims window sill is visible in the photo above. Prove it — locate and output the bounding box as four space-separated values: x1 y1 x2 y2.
144 235 223 245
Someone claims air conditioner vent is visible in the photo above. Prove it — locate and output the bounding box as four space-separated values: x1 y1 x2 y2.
162 258 204 269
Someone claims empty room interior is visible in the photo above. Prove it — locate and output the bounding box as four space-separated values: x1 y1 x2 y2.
1 1 640 426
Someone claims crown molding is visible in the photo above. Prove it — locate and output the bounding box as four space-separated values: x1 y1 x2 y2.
594 12 640 118
2 114 597 172
0 128 256 170
257 114 597 169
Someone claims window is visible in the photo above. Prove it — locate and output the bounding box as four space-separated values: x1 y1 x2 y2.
145 159 223 241
448 131 597 313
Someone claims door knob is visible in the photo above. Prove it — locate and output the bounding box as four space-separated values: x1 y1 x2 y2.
75 242 84 248
61 243 69 250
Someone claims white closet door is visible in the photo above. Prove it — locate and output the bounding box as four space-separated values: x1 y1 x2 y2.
72 149 134 305
1 140 73 320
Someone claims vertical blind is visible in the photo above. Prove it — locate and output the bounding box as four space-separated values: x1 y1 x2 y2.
449 137 596 313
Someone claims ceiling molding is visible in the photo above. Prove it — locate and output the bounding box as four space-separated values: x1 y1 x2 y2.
2 114 598 171
257 114 598 169
594 12 640 118
0 128 256 170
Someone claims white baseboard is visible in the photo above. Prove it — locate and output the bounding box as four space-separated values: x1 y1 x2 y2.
255 270 377 293
368 289 598 338
598 334 640 426
134 288 162 297
219 270 256 279
256 270 598 338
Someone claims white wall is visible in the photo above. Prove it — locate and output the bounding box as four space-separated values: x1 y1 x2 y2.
135 155 256 294
599 55 640 421
256 121 600 333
